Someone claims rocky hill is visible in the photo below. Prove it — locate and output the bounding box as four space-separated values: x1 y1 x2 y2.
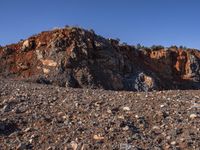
1 27 200 91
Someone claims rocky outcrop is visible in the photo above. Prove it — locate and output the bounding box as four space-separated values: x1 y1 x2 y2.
1 27 200 91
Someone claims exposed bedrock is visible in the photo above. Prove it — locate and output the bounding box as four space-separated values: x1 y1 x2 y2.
1 27 200 91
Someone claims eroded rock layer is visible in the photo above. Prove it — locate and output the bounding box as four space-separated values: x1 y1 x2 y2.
1 27 200 91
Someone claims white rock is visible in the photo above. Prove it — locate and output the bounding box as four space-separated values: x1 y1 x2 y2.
135 115 139 118
152 126 160 130
70 141 78 150
107 109 112 113
24 127 31 132
22 40 29 50
93 135 104 140
118 115 124 119
160 104 165 108
190 114 198 119
170 141 176 145
123 107 130 111
43 68 50 74
122 126 129 131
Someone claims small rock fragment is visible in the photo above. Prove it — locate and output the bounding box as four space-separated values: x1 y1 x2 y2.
24 127 31 132
118 115 125 119
123 107 130 111
122 126 129 131
152 126 160 130
2 104 10 113
190 114 198 119
43 68 50 74
16 143 27 150
170 141 176 145
160 104 165 108
70 141 78 150
93 134 104 140
107 109 112 113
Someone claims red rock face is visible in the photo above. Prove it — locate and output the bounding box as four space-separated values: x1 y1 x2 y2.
138 48 200 81
1 27 200 91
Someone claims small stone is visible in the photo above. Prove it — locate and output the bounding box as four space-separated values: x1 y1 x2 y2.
22 40 29 51
29 139 33 143
123 107 130 111
81 144 89 150
152 126 161 134
2 104 10 113
43 68 50 74
135 115 139 118
107 109 112 113
64 120 69 125
93 134 104 140
190 114 198 119
47 146 53 150
30 134 37 139
62 115 68 119
17 143 27 150
70 141 78 150
24 127 31 132
165 144 170 149
166 136 171 140
122 126 129 131
118 115 124 119
171 141 176 145
160 104 165 108
57 112 63 116
152 126 160 130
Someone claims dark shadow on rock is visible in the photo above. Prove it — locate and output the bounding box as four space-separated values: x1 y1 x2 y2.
0 121 20 136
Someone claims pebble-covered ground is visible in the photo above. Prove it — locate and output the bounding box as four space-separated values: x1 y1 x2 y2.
0 79 200 150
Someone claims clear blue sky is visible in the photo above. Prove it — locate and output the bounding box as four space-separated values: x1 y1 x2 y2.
1 0 200 49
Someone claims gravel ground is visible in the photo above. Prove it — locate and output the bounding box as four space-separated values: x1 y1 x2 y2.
0 79 200 150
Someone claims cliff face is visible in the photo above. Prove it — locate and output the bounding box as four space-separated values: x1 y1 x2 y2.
1 27 200 91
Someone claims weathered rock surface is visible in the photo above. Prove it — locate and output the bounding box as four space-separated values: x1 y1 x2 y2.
1 27 200 91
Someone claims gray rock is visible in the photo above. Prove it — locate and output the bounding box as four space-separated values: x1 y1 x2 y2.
2 47 14 55
134 72 156 92
2 104 11 113
16 143 27 150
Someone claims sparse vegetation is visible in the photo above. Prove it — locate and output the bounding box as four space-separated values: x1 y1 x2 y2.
116 38 120 43
122 42 128 45
179 45 187 50
169 45 178 50
65 25 69 28
136 43 142 49
151 45 164 50
89 29 95 34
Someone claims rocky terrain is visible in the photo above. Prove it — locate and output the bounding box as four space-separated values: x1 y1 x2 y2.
1 26 200 91
0 79 200 149
0 27 200 149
